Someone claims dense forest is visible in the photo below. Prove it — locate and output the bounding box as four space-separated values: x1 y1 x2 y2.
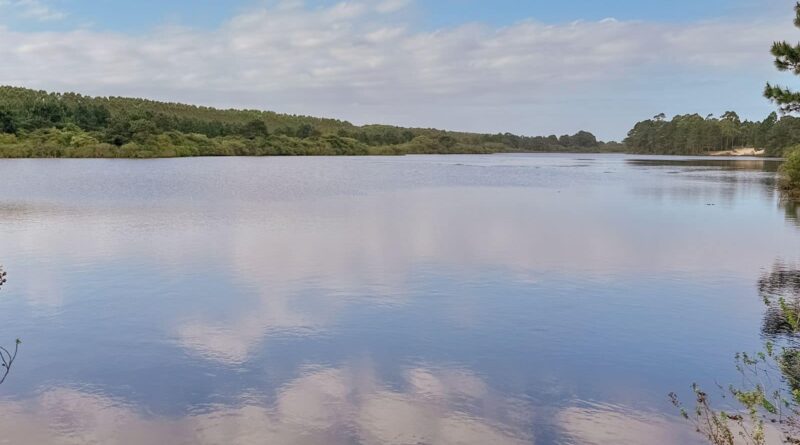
5 86 800 158
624 111 800 156
0 86 620 158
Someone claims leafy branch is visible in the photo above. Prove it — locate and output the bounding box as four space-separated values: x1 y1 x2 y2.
669 347 798 445
0 339 20 386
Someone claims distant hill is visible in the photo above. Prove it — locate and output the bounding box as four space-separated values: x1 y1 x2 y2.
0 86 619 158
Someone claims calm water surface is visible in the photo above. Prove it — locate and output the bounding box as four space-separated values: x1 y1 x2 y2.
0 154 798 444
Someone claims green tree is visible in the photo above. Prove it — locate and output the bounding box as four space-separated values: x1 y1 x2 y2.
765 2 800 112
241 119 269 139
756 113 778 150
0 109 16 134
571 131 599 148
129 119 158 144
295 123 318 139
71 103 110 131
104 116 132 146
720 111 742 150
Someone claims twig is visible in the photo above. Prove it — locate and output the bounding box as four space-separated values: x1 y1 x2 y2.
0 339 20 385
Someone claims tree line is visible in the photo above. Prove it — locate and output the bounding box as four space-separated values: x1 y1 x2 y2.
0 86 616 158
624 111 800 157
6 85 800 159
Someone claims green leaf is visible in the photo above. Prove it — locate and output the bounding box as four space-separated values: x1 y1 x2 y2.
762 398 777 414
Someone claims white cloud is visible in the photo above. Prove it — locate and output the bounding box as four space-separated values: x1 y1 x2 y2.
0 0 65 21
375 0 411 14
0 1 790 139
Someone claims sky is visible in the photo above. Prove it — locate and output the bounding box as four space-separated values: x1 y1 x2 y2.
0 0 796 140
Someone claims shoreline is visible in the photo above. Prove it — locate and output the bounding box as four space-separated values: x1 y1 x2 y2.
0 150 784 160
707 148 766 157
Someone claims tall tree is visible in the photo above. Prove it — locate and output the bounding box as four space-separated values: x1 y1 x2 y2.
0 109 17 134
765 2 800 112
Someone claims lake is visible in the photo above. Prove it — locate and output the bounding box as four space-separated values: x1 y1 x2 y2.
0 154 798 444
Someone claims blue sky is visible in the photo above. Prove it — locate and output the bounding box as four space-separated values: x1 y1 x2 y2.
6 0 788 31
421 0 784 27
0 0 796 139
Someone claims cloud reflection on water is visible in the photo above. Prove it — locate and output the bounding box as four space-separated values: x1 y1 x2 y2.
2 182 799 368
0 362 710 444
0 364 536 445
0 156 797 444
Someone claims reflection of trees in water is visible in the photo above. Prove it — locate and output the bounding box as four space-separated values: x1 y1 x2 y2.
628 159 800 227
760 262 800 337
631 180 773 207
627 159 782 206
782 198 800 227
626 159 783 172
758 261 800 397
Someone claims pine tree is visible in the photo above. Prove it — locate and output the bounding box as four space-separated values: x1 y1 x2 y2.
765 2 800 112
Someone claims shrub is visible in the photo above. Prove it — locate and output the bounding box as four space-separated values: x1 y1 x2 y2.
782 146 800 192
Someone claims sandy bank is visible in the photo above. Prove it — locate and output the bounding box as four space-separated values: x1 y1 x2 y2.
708 148 765 156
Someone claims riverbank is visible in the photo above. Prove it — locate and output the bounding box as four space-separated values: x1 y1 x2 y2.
0 146 780 159
708 148 766 156
0 132 626 158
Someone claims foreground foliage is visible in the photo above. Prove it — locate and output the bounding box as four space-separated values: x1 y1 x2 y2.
672 264 800 444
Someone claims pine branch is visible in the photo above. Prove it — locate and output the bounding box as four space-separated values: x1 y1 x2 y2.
772 41 800 74
765 83 800 113
794 2 800 29
764 3 800 112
